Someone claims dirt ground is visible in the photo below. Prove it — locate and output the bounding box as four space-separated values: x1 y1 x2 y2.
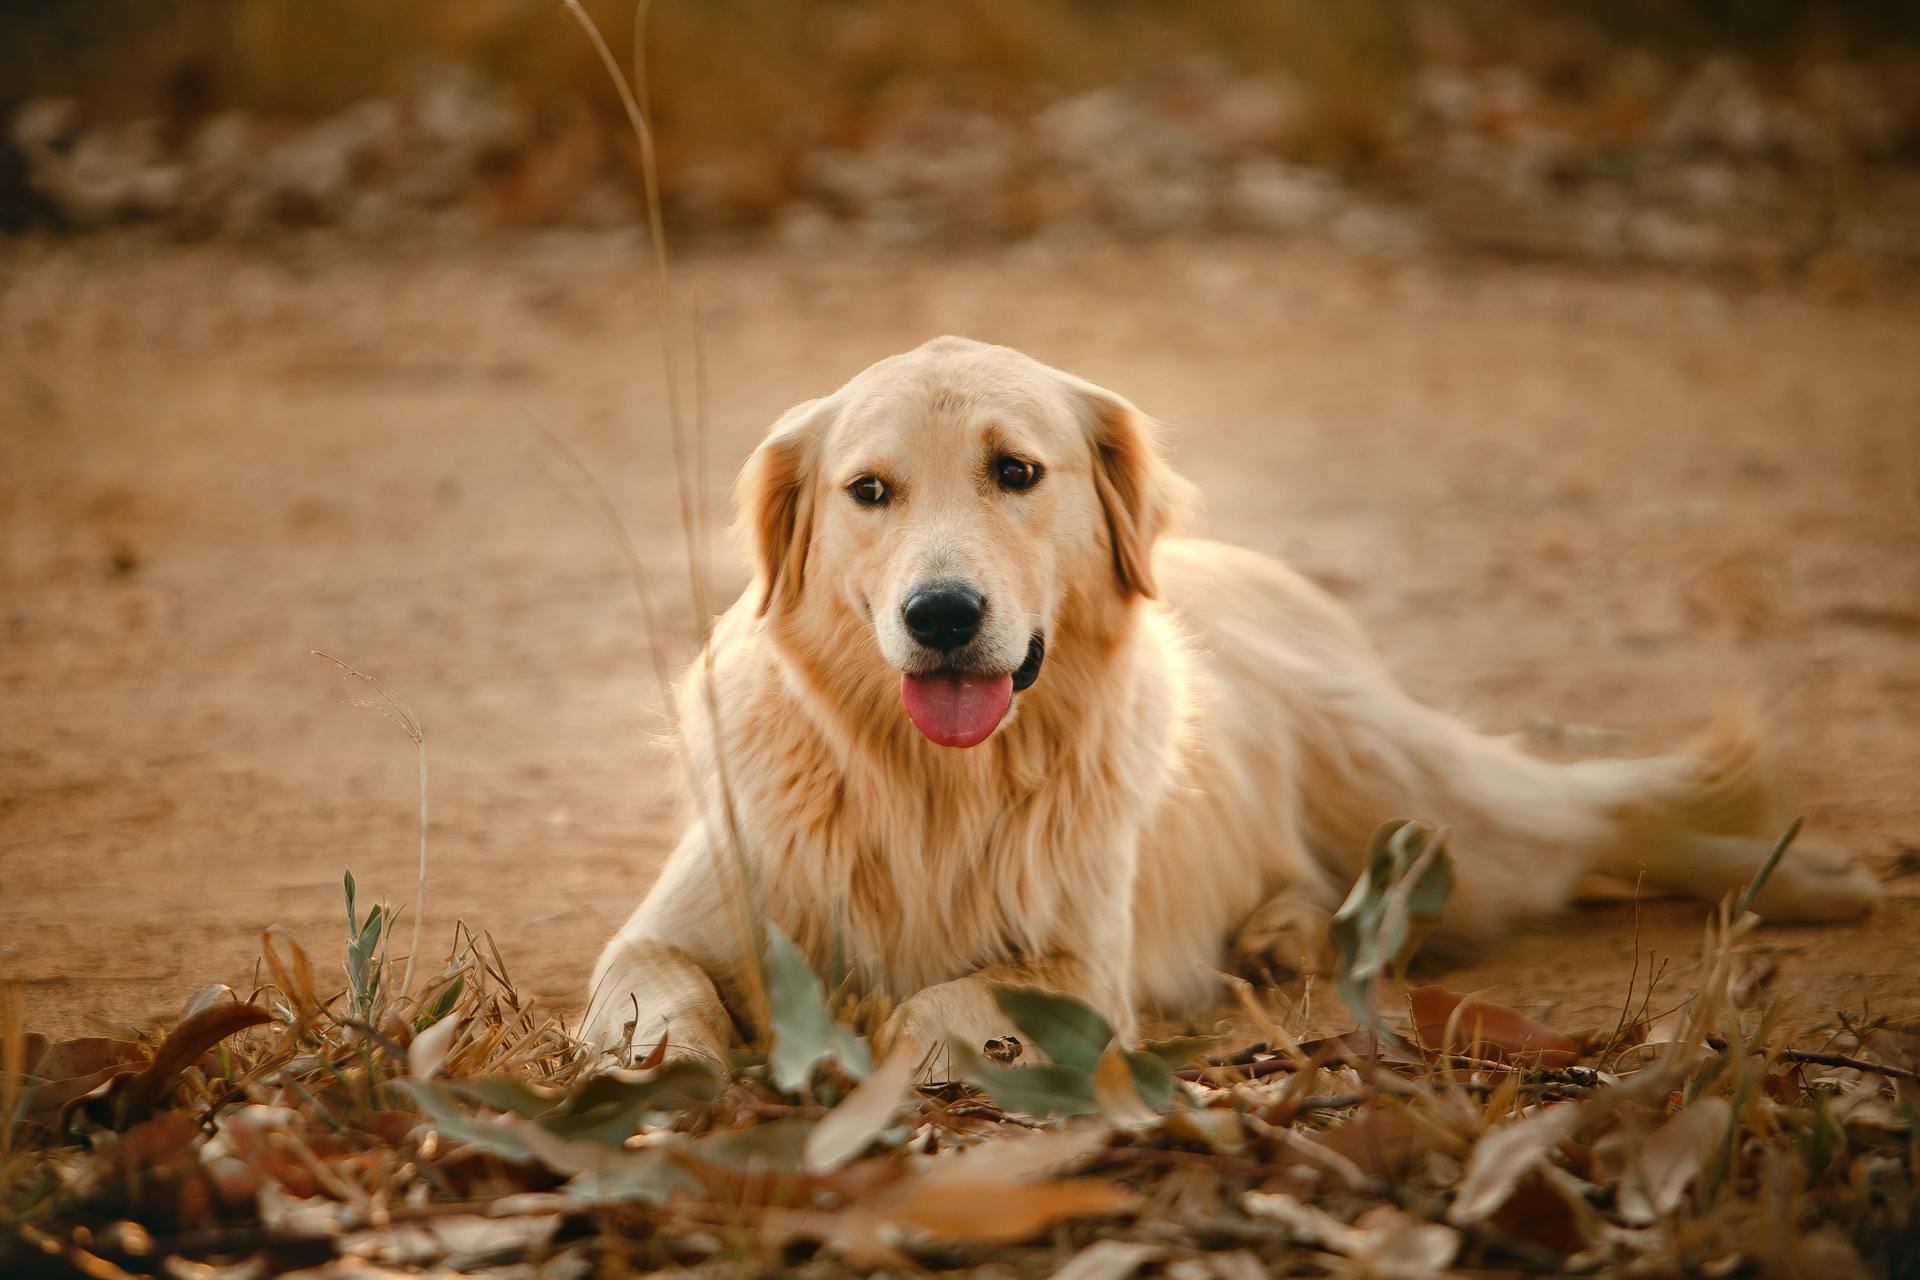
3 231 1917 1049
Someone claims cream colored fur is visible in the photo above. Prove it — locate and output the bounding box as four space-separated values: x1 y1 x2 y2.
583 337 1876 1070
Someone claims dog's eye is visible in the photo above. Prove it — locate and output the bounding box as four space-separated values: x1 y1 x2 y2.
848 475 890 506
995 456 1042 492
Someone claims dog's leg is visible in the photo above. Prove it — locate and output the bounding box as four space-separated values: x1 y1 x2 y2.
580 936 734 1070
580 825 746 1071
1230 894 1334 981
882 823 1145 1076
882 955 1135 1079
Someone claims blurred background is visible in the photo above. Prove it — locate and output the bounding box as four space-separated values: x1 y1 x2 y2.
3 3 1917 1039
5 0 1920 266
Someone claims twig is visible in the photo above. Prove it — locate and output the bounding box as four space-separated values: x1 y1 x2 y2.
1705 1035 1920 1085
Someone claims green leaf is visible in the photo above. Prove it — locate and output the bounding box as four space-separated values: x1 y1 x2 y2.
347 901 386 1016
695 1116 814 1174
393 1078 543 1163
950 1038 1100 1118
991 985 1116 1073
764 924 835 1092
1125 1049 1182 1112
445 1061 722 1148
447 1076 566 1121
1328 820 1455 1035
415 975 464 1031
763 924 869 1092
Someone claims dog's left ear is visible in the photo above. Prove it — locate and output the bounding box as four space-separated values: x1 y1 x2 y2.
736 397 833 616
1072 380 1196 599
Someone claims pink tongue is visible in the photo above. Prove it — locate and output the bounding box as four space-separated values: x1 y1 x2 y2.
900 671 1013 748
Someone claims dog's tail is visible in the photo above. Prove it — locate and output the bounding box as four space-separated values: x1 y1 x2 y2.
1300 692 1872 935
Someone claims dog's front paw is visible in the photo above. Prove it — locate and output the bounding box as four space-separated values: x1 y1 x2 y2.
878 993 955 1079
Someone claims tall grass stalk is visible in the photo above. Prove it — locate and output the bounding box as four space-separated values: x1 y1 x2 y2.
1 981 25 1162
556 0 770 1039
313 652 429 1006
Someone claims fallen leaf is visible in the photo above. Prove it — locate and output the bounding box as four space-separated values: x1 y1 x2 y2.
804 1048 916 1174
1490 1163 1604 1254
1617 1097 1732 1225
892 1175 1136 1245
1049 1238 1163 1280
179 983 238 1021
1311 1108 1418 1177
24 1037 147 1122
1345 1204 1460 1280
951 1038 1098 1118
1447 1103 1583 1226
1409 986 1581 1069
1094 1045 1160 1129
764 925 870 1091
114 1002 272 1126
1243 1189 1354 1249
407 1015 462 1079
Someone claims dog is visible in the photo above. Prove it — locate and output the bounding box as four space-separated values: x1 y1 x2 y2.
582 336 1877 1068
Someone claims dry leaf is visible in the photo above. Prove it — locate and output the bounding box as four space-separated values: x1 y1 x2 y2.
1409 986 1581 1069
1446 1103 1582 1226
1050 1238 1163 1280
1245 1193 1457 1278
1345 1204 1461 1280
803 1048 916 1174
880 1125 1132 1245
1093 1045 1160 1130
407 1016 462 1080
116 1002 273 1126
892 1175 1136 1245
1311 1108 1417 1177
1618 1097 1732 1225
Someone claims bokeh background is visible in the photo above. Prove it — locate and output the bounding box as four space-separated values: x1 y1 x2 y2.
6 1 1920 264
3 2 1917 1041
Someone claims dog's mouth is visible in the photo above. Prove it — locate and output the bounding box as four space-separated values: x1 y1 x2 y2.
900 634 1045 749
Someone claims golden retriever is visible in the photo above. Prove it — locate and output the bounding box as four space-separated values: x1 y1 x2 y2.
582 336 1876 1068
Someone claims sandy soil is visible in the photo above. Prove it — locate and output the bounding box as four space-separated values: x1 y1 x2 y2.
3 231 1917 1048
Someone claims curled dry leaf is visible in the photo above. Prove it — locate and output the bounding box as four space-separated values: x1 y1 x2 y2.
407 1014 462 1079
1408 985 1581 1069
1446 1102 1583 1226
1617 1096 1733 1225
114 1001 273 1127
23 1037 147 1126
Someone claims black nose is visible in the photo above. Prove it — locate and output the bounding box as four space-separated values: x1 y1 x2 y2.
903 584 984 652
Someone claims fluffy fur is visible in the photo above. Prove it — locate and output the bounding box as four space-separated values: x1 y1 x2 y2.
583 337 1875 1067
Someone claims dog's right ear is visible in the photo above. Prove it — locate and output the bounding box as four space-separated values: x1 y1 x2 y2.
736 398 831 616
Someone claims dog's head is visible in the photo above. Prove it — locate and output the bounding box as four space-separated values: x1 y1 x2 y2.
738 337 1189 749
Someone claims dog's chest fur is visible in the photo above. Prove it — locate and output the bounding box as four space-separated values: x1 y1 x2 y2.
704 615 1175 999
